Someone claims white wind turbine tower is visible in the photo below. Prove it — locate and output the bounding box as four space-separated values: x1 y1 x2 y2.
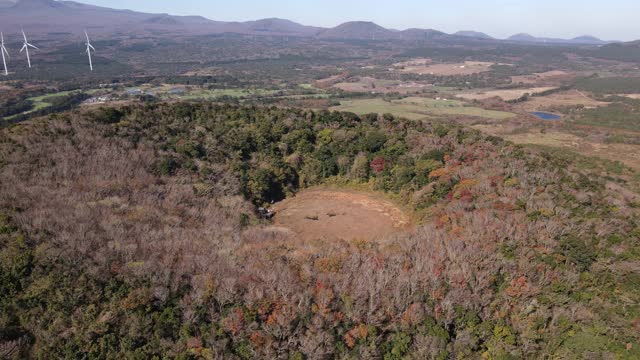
84 30 95 71
1 32 9 76
20 29 38 68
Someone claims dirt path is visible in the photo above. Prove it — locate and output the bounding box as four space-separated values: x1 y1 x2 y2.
270 188 411 243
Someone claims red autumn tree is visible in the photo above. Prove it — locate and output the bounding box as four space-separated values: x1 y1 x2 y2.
370 156 385 174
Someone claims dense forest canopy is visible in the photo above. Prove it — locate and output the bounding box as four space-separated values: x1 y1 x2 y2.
0 103 639 358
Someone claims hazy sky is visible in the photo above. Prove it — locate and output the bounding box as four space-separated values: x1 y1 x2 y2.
79 0 639 41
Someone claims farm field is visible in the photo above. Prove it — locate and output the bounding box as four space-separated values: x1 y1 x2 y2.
176 88 280 99
333 77 431 94
516 90 609 111
330 97 515 120
5 89 101 120
511 70 574 85
456 87 557 101
130 85 282 99
394 60 495 75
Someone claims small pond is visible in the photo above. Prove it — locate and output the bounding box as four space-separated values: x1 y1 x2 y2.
531 111 562 120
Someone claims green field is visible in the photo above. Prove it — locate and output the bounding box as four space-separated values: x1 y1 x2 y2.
29 91 79 111
158 88 281 100
5 89 101 120
330 97 515 120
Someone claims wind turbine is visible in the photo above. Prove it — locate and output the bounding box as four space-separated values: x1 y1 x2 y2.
20 29 38 68
1 32 9 76
84 30 95 71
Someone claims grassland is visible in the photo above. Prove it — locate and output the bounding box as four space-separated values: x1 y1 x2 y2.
177 88 280 99
330 97 515 120
457 87 557 101
511 70 573 85
133 86 281 100
474 124 640 170
573 100 640 131
135 85 329 101
29 91 83 111
393 60 495 76
575 76 640 94
271 188 411 245
333 77 431 94
5 89 101 120
298 83 316 89
516 90 609 112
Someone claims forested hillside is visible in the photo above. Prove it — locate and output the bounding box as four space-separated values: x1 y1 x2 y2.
0 103 639 358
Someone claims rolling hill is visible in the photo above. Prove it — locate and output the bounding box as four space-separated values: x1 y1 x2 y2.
316 21 395 40
399 28 449 40
455 30 494 39
244 18 322 36
507 32 610 45
591 40 640 62
317 22 458 42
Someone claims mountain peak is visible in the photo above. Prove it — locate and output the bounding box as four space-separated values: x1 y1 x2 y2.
571 35 602 42
318 21 393 40
245 18 320 35
455 30 493 39
508 33 537 41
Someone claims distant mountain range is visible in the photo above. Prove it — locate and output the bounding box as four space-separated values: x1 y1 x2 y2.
506 33 610 45
455 31 494 40
316 22 449 41
0 0 625 45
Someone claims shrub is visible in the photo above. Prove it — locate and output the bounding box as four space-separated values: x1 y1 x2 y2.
370 157 386 174
434 125 449 138
153 156 180 176
560 235 597 272
382 332 412 360
91 108 124 124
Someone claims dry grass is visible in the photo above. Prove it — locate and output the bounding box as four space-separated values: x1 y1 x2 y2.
392 58 432 68
516 90 609 112
270 188 412 244
457 87 557 101
511 70 573 85
333 77 430 94
314 72 349 88
393 60 494 76
182 67 223 76
330 97 515 120
473 124 640 170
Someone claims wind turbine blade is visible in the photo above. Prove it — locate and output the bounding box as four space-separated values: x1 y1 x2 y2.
2 47 9 59
22 30 27 42
20 45 26 53
85 30 90 42
28 43 38 50
89 44 96 51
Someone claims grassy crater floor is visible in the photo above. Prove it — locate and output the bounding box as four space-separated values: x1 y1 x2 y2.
269 187 412 244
